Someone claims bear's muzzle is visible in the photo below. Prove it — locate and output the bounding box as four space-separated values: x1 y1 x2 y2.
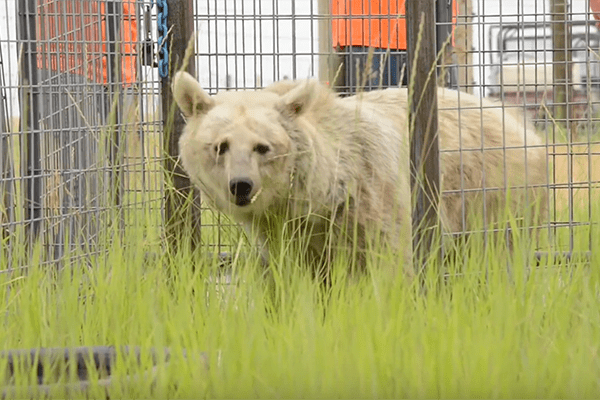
229 178 254 207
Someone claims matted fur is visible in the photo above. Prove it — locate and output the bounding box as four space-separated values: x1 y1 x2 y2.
173 72 547 277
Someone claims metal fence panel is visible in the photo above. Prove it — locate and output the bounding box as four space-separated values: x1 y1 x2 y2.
1 0 164 266
0 0 597 269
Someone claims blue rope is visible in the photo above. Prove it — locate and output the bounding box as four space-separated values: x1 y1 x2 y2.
151 0 169 78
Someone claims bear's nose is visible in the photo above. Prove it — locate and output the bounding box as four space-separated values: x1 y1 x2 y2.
229 178 254 198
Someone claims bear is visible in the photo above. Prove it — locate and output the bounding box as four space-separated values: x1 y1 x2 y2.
172 71 548 279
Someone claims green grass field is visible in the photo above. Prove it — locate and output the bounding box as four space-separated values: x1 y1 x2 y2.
0 185 599 398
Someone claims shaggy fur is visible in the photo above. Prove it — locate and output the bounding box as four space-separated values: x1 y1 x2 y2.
173 72 547 277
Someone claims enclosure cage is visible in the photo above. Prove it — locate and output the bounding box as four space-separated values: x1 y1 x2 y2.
0 0 598 270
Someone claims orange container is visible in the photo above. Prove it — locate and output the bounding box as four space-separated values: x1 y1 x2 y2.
332 0 458 50
36 0 137 85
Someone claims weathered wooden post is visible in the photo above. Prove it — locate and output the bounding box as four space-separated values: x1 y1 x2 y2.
161 0 203 254
318 0 344 87
406 0 441 274
320 0 346 91
0 68 13 241
318 0 330 83
551 0 572 136
17 0 42 241
436 0 455 88
455 0 474 92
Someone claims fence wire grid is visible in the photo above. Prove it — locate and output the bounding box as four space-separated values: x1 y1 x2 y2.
0 0 598 269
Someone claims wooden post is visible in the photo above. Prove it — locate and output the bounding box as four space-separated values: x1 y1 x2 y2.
161 0 202 254
551 0 572 135
318 0 344 87
406 0 441 273
436 0 454 88
455 0 474 92
0 75 13 241
105 1 123 215
17 0 42 241
318 0 329 83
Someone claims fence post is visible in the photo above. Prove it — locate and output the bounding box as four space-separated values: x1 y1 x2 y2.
17 0 43 242
0 63 13 241
406 0 441 274
318 0 330 83
318 0 343 87
161 0 202 254
551 0 572 136
105 1 123 211
436 0 455 88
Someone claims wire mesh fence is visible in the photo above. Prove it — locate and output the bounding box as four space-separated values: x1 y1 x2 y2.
1 0 164 266
0 0 597 270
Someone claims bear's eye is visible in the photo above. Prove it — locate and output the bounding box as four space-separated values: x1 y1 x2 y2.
254 144 270 155
214 141 229 156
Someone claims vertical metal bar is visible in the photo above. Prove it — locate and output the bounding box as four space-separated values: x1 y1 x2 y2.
162 0 202 253
407 0 441 273
224 0 229 90
291 0 297 79
236 0 243 90
213 0 219 91
273 0 278 81
254 0 260 88
17 0 42 241
206 0 212 90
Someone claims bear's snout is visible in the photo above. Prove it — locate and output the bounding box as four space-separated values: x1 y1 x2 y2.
229 178 254 206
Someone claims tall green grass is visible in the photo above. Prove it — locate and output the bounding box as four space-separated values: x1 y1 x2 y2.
0 195 599 397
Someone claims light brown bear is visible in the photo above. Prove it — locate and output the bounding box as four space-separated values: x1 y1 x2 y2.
172 71 547 278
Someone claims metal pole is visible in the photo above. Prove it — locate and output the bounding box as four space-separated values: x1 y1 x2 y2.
406 0 441 274
17 0 42 241
161 0 202 254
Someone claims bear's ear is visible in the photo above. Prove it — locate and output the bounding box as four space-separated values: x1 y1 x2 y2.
277 79 321 118
172 71 215 118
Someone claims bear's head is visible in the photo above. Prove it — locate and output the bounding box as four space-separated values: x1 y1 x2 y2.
172 71 322 217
